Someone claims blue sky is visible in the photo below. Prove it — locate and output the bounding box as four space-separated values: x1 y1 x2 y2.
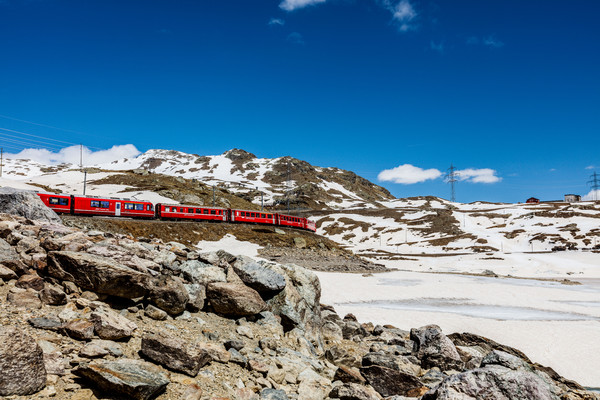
0 0 599 203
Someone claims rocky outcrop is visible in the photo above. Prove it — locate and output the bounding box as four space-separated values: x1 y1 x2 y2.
0 188 61 223
0 211 597 400
0 326 47 396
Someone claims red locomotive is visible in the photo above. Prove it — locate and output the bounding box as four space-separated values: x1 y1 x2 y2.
37 193 317 232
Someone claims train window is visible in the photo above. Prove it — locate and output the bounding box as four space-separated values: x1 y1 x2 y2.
124 203 135 210
146 204 152 211
260 214 264 218
195 209 200 213
210 210 216 215
100 201 110 208
49 197 69 205
241 212 245 217
268 214 272 218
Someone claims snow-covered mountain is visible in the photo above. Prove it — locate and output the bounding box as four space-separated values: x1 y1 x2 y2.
1 148 599 265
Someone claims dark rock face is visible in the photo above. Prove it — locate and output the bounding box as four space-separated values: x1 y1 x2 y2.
0 188 62 223
64 318 95 340
141 332 212 376
47 251 150 299
422 365 557 400
0 326 47 396
74 359 169 400
231 256 286 295
360 365 425 397
207 282 267 316
410 325 463 370
147 275 189 315
448 332 532 363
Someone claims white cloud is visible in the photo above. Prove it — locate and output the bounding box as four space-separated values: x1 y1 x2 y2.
456 168 501 183
383 0 417 31
378 164 442 184
430 40 444 54
585 165 596 170
582 189 600 201
483 35 504 48
5 144 140 166
279 0 326 12
287 32 305 45
268 18 285 26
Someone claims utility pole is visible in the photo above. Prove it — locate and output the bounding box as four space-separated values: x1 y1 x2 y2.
212 185 216 207
445 163 459 202
0 147 3 177
261 192 264 211
286 161 291 214
588 172 600 201
79 144 83 169
83 170 87 195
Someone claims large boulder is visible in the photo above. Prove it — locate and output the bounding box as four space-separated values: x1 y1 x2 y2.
266 263 323 348
0 188 61 223
141 331 212 376
421 365 557 400
74 359 169 400
0 326 47 396
47 251 150 298
147 275 189 315
328 382 382 400
410 325 462 370
231 256 286 295
207 282 267 316
175 260 226 285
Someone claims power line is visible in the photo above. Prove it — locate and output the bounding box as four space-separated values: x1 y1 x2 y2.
0 113 93 136
0 126 87 147
588 172 600 201
0 132 67 151
445 163 459 202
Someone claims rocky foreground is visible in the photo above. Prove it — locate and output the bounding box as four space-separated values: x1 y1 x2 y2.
0 191 598 400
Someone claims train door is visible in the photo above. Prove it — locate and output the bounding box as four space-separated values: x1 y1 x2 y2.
115 202 121 216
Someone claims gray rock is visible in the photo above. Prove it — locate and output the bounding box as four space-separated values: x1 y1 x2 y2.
176 260 226 284
410 325 462 370
145 304 168 320
90 309 138 340
266 263 323 349
481 350 528 370
0 326 47 396
141 332 212 376
207 282 267 316
0 264 17 280
228 348 248 367
28 316 64 331
75 359 169 400
64 318 95 340
422 365 557 400
360 365 425 397
7 287 42 309
261 388 289 399
80 340 123 358
232 256 286 294
328 382 381 400
147 275 189 315
0 188 62 223
184 283 206 312
39 283 68 305
47 251 150 299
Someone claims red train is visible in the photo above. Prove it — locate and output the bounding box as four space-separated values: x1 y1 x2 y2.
37 193 317 232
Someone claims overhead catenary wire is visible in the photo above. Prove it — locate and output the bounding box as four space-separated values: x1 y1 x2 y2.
0 126 100 148
0 131 68 151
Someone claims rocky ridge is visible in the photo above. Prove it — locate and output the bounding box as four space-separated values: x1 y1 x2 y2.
0 191 598 400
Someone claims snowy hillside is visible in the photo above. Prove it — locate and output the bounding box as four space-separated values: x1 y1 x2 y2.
312 196 600 271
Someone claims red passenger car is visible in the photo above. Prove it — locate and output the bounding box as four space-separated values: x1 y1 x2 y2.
37 193 73 214
72 196 154 218
231 209 276 225
277 213 305 229
305 219 317 232
156 204 228 221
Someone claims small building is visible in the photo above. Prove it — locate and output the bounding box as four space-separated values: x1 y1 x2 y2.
526 197 540 204
564 194 581 203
